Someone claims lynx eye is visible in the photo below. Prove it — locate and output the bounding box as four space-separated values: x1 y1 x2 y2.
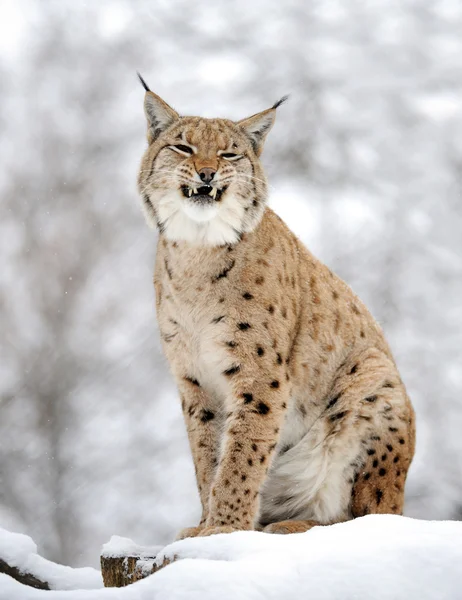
220 152 243 161
170 144 194 156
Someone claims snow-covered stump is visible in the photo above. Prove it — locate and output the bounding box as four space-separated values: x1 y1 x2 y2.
0 527 103 591
0 557 49 590
100 536 165 587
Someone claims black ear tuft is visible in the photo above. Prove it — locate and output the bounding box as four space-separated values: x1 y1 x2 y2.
137 71 151 92
272 95 289 110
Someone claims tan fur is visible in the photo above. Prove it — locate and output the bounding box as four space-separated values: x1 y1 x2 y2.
136 86 415 539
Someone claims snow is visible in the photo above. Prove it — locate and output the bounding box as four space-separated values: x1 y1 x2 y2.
2 516 462 599
0 527 103 591
101 536 161 559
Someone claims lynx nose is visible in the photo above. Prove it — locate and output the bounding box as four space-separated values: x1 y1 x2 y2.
198 168 216 184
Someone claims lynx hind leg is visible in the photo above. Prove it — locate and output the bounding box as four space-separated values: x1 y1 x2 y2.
346 351 415 518
351 419 414 518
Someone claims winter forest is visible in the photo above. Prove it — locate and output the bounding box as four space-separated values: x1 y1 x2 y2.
1 0 462 576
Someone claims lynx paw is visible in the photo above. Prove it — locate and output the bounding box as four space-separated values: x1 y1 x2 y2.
175 525 205 540
197 525 238 537
263 520 321 534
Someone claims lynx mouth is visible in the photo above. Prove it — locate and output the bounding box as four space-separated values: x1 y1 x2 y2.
181 185 226 203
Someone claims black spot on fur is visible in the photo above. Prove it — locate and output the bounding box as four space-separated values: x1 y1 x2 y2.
238 322 251 331
212 315 225 324
393 456 400 463
389 427 398 432
350 364 358 374
276 353 283 365
386 444 393 452
243 292 253 300
256 402 270 415
164 258 173 280
373 459 379 468
364 472 371 480
226 341 237 348
367 449 376 456
365 395 378 403
376 489 383 505
329 411 347 422
257 346 265 356
379 468 386 476
248 458 253 466
399 438 405 445
243 393 253 404
184 376 200 387
327 394 340 409
213 260 235 282
200 409 215 423
268 305 275 314
223 365 240 376
270 380 280 388
383 381 394 388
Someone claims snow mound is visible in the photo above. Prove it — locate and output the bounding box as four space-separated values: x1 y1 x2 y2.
101 535 162 559
0 527 103 592
0 528 37 566
1 516 462 599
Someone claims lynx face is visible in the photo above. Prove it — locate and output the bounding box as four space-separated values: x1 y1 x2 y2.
137 76 286 246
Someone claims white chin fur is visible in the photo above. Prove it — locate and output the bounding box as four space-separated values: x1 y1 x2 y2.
154 190 244 246
182 200 219 223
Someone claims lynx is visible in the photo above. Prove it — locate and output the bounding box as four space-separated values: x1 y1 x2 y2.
136 74 415 538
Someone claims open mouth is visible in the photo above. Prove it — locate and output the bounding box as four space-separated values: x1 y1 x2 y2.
181 185 226 203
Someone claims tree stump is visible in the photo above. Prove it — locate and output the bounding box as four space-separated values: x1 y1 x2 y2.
100 537 170 587
0 558 50 590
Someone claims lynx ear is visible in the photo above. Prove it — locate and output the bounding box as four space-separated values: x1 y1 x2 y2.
137 72 179 143
238 96 288 155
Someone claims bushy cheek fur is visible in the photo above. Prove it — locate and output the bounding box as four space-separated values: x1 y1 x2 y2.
140 150 268 246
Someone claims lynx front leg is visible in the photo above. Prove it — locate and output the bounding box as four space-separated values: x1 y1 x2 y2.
176 375 221 539
202 373 289 535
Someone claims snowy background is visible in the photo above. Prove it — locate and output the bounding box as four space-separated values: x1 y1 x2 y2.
0 0 461 569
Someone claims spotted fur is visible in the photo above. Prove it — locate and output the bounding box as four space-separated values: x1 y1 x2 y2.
136 82 415 539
